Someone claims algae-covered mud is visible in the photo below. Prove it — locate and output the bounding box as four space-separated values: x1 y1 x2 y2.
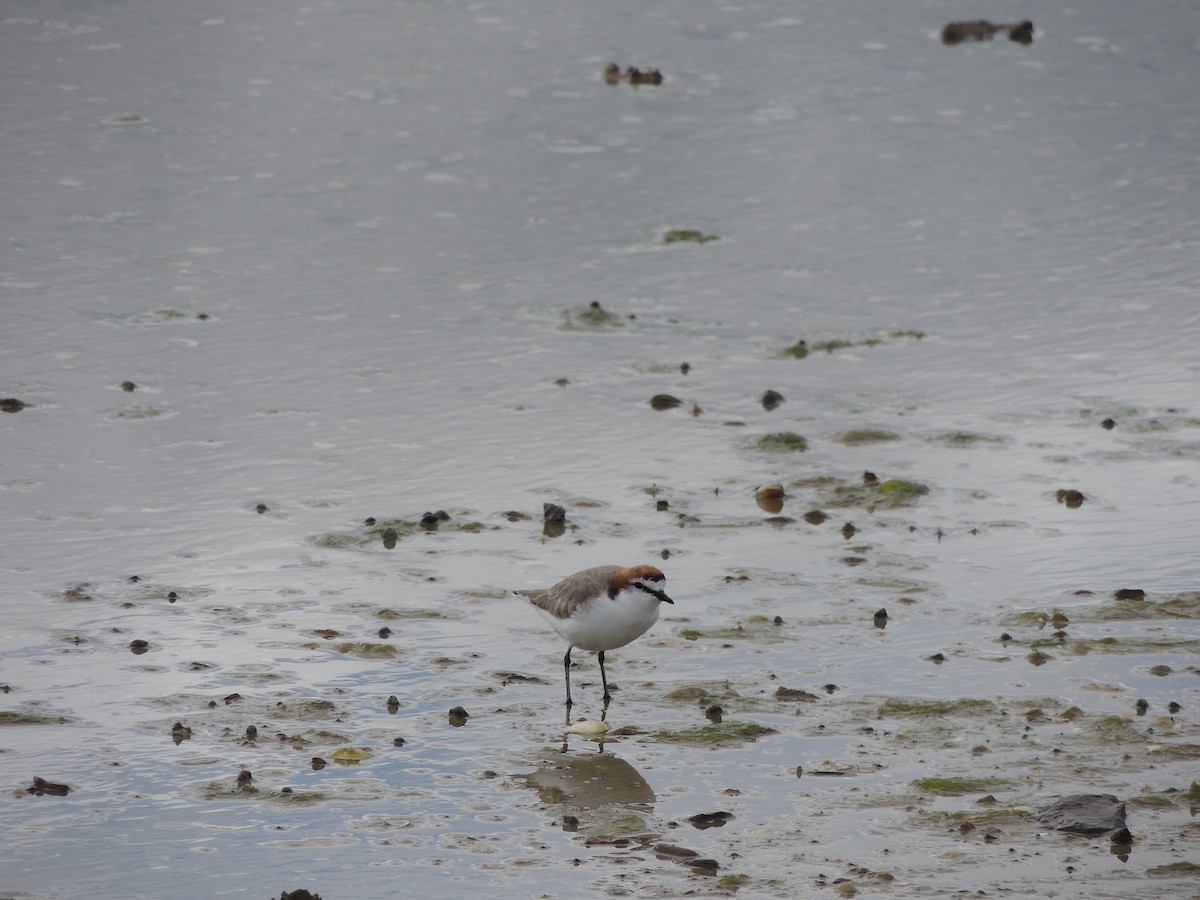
3 0 1199 897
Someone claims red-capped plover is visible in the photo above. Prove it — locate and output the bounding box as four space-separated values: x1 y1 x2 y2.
516 565 674 706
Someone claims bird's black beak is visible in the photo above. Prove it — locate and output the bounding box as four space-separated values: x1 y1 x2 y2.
657 591 674 605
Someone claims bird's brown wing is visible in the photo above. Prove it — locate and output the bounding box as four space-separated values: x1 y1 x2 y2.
516 565 621 619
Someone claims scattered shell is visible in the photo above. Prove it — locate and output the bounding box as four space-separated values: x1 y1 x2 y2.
567 719 610 735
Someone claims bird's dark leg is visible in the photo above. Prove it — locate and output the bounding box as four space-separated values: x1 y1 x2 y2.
563 646 574 707
598 649 611 704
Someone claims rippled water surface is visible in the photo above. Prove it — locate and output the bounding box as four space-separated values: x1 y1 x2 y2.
4 0 1199 897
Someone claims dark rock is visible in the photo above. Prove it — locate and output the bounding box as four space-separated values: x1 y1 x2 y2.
1036 794 1127 835
28 776 70 796
650 393 683 411
942 19 1034 46
0 398 28 413
761 389 785 411
1114 588 1145 601
687 811 733 829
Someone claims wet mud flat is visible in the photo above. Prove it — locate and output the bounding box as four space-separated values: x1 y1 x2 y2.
5 0 1200 896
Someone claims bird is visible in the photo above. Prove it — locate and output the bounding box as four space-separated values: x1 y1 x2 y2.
515 565 674 706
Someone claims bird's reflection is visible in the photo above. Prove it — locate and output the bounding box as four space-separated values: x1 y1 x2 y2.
516 748 655 812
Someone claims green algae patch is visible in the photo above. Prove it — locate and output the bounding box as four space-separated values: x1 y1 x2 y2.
561 301 624 331
876 479 930 502
1147 862 1200 878
1089 716 1145 743
1063 635 1200 654
0 710 73 726
913 776 1009 796
877 698 995 717
376 607 451 620
332 642 400 659
815 477 930 510
717 874 750 890
832 429 901 445
776 331 924 358
113 405 167 420
1149 742 1200 761
918 806 1034 829
928 431 1006 447
652 721 776 745
1077 592 1200 623
274 790 326 804
662 228 718 244
61 583 96 602
752 432 808 452
271 699 340 721
677 617 789 643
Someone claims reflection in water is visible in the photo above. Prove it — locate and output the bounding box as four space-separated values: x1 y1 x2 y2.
515 750 656 813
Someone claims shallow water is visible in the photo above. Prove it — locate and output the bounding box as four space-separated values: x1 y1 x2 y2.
3 0 1200 897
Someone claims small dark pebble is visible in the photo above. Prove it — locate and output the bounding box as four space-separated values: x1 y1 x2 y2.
196 312 209 320
386 695 400 712
543 503 566 524
680 362 690 374
236 770 253 786
245 725 258 739
705 705 724 723
311 757 326 770
255 503 269 514
448 706 470 726
1168 701 1182 713
364 517 376 526
841 522 857 539
873 609 888 621
223 692 242 704
1101 418 1116 430
1055 489 1085 508
121 381 137 392
0 398 28 413
862 470 878 484
378 626 392 638
999 632 1013 642
420 511 440 530
761 389 785 411
127 575 141 583
689 858 720 873
773 616 784 626
28 776 70 797
562 815 579 832
1135 699 1149 713
823 683 838 694
1110 827 1133 845
804 510 828 525
650 393 683 411
381 527 398 548
656 499 669 511
278 891 322 900
129 639 150 654
1114 588 1145 601
167 591 178 603
393 737 406 747
928 653 946 664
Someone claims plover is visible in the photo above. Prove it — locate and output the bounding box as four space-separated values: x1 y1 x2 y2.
516 565 673 706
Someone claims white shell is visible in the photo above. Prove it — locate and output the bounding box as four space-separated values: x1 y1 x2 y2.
566 719 610 735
